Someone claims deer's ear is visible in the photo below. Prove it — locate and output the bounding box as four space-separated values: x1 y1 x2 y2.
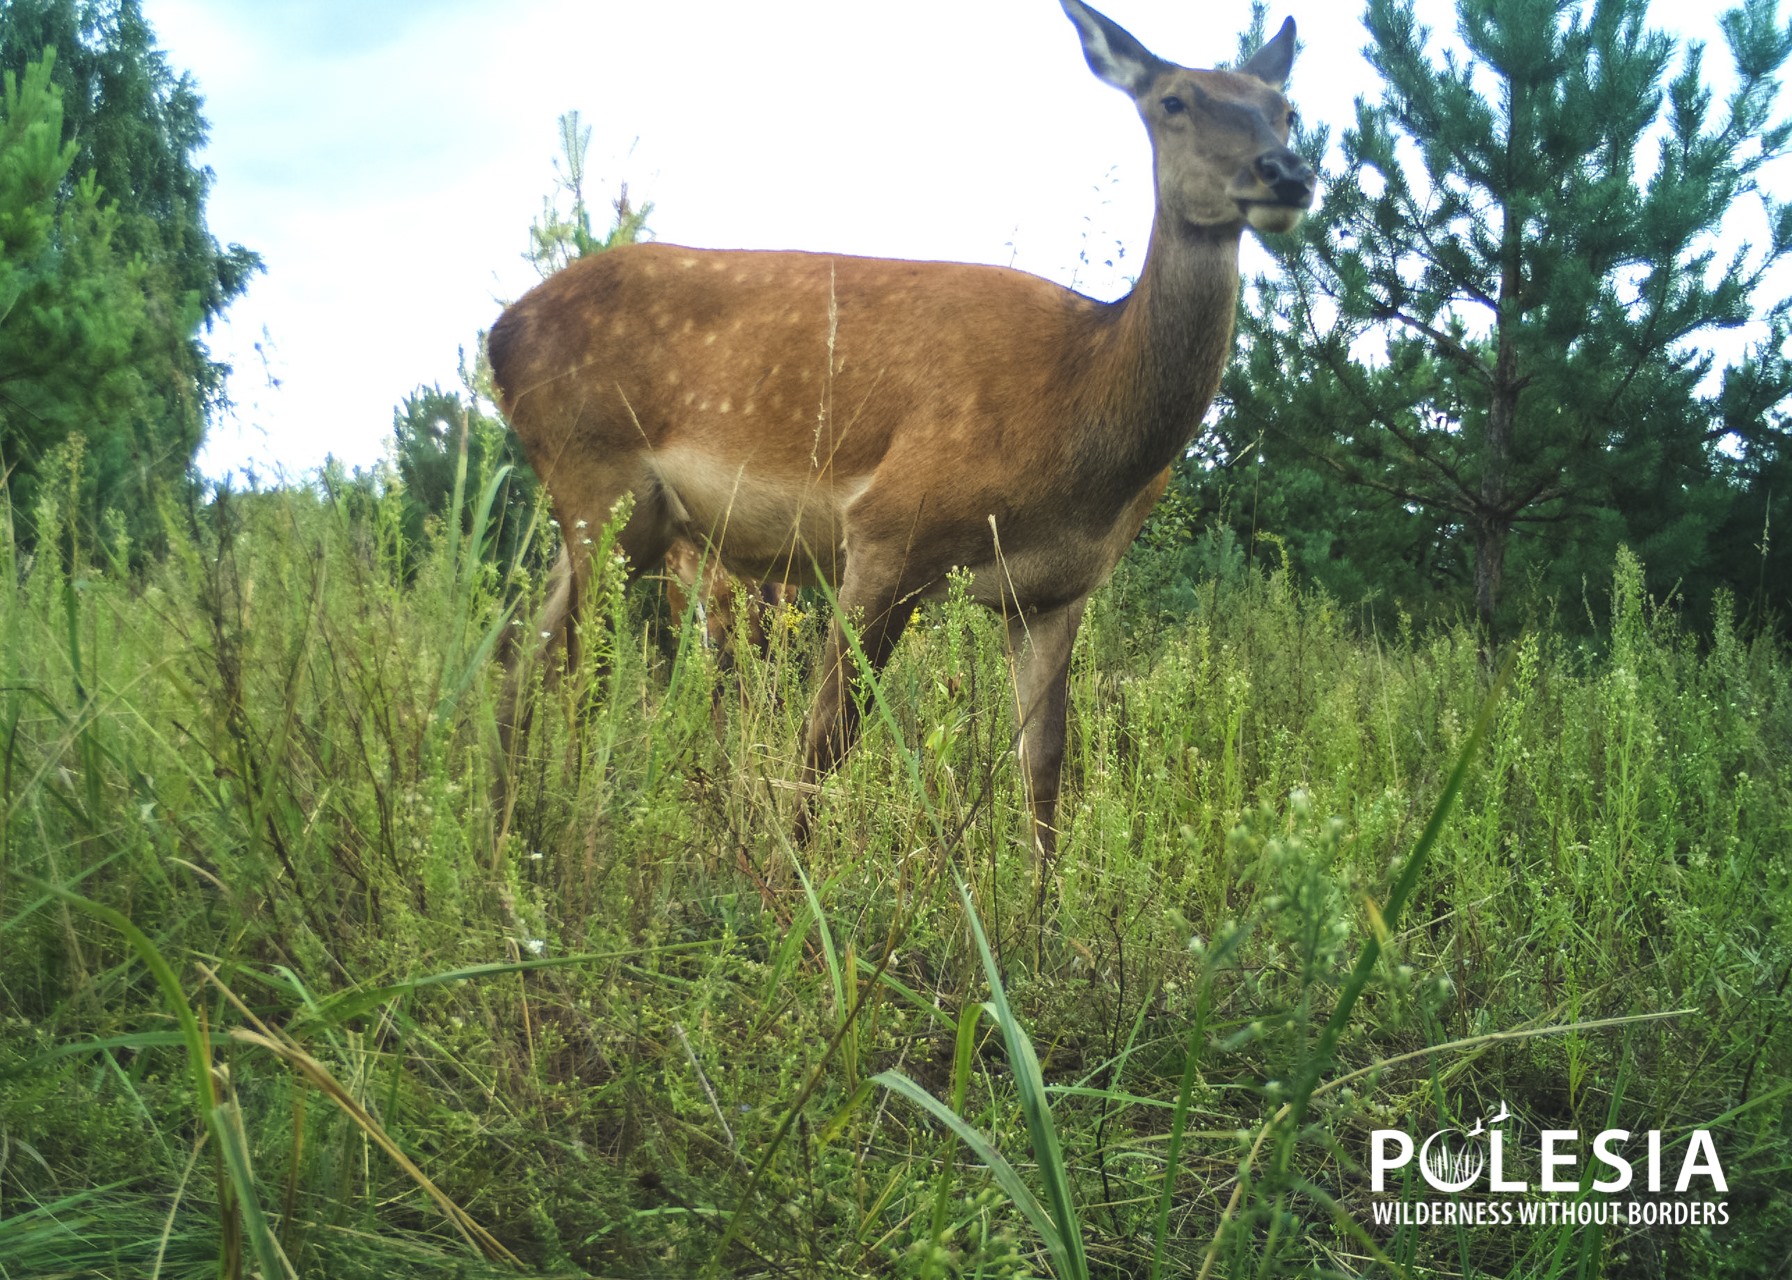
1060 0 1167 97
1239 17 1297 90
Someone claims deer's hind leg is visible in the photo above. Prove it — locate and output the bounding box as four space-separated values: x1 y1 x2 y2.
496 469 680 820
533 464 683 670
792 554 921 843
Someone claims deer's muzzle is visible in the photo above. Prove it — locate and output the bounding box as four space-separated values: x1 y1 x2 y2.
1253 148 1316 208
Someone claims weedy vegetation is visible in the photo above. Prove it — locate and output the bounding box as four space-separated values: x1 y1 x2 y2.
1 442 1788 1278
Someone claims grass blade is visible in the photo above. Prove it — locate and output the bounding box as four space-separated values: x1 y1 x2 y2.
873 1068 1071 1278
211 1099 298 1280
957 877 1088 1280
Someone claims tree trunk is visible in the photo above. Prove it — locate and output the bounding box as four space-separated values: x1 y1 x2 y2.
1479 198 1523 640
1472 509 1507 639
1477 364 1516 639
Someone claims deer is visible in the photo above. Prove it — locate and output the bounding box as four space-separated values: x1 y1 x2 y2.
489 0 1315 873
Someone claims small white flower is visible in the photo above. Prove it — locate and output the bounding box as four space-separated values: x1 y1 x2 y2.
525 938 546 956
540 630 553 640
574 519 588 529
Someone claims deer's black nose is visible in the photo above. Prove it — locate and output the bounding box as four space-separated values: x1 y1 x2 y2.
1255 149 1316 206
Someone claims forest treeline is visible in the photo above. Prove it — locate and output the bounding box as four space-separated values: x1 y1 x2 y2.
2 0 1790 636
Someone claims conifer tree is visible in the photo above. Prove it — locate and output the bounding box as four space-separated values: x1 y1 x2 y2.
523 111 651 280
0 53 154 537
0 0 260 551
0 0 260 396
1224 0 1792 631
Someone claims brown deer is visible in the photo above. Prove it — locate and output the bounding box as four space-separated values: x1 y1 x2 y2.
489 0 1314 868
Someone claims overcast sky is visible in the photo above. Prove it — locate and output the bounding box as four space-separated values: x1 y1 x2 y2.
135 0 1751 482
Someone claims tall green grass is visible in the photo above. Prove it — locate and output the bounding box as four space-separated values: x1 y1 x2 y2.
2 456 1788 1277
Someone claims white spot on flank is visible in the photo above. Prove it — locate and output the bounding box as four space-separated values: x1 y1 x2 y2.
680 318 694 335
684 391 696 406
680 258 696 269
719 398 732 413
704 333 717 346
666 370 681 385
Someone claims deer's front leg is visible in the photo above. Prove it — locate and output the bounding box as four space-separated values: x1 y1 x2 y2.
1006 597 1087 874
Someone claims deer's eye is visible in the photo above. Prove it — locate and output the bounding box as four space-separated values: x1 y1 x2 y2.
1161 95 1186 115
1286 108 1300 129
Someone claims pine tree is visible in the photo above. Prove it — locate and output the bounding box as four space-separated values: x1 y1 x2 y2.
523 111 651 280
0 0 260 552
0 53 156 538
1224 0 1792 632
0 0 260 396
390 367 536 576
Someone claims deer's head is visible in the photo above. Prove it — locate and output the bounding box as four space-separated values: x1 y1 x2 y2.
1061 0 1314 235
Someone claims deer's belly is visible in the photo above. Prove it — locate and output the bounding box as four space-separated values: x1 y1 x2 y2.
649 446 869 586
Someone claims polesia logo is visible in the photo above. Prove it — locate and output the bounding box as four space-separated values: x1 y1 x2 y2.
1368 1103 1730 1229
1416 1115 1494 1192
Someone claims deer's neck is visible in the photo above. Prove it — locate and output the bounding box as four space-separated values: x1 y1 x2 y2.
1083 216 1243 484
